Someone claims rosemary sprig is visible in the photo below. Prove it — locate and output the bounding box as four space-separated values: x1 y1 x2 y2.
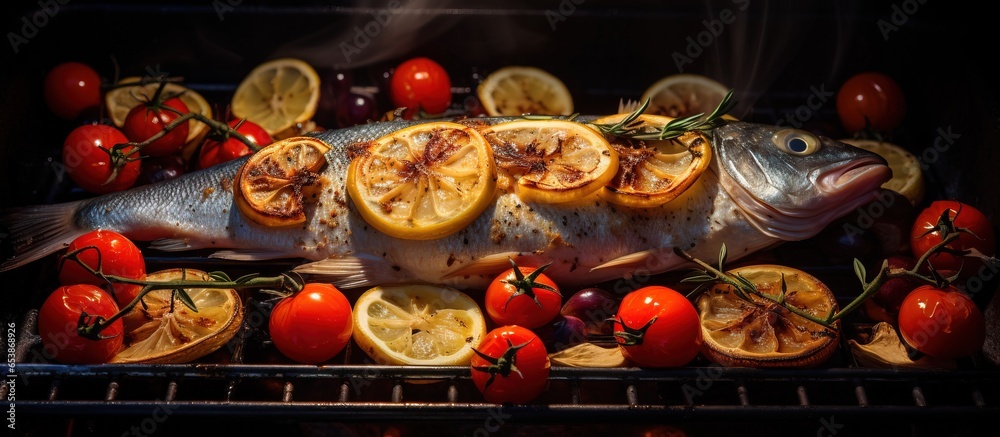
676 244 832 326
591 89 736 140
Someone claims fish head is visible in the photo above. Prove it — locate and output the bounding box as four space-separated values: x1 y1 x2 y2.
711 121 892 240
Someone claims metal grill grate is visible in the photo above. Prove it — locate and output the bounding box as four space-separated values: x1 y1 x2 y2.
6 307 998 429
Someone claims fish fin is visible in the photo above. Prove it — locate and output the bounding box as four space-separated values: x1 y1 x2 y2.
589 248 684 273
0 202 87 272
207 249 300 261
439 251 542 281
293 254 411 289
149 238 194 252
618 98 640 114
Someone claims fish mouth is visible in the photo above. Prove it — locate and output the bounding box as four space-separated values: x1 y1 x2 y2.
818 156 892 195
719 157 892 241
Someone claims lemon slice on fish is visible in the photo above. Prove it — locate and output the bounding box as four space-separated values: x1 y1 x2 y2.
481 119 618 203
695 265 840 368
840 139 924 206
347 122 496 240
234 136 330 227
352 284 487 366
105 77 213 158
231 58 321 139
592 114 712 208
478 66 574 116
641 74 729 118
113 268 243 364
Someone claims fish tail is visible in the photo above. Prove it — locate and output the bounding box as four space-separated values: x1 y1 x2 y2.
0 201 87 272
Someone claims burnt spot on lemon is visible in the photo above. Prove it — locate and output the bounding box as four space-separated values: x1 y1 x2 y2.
347 122 497 240
234 136 330 227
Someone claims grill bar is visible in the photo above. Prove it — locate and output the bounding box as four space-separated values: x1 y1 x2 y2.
16 363 988 380
13 402 996 421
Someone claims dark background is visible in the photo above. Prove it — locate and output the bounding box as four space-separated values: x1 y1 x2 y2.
1 1 998 436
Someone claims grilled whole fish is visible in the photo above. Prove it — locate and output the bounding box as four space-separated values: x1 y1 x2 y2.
0 118 890 289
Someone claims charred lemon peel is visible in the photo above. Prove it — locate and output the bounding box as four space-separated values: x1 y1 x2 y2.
347 122 497 240
235 137 331 227
482 119 618 204
113 268 243 364
593 114 713 209
681 248 841 367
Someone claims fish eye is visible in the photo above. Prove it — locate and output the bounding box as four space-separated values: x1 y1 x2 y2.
771 129 821 156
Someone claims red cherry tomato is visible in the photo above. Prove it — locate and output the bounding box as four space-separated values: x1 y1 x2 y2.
389 57 452 116
836 72 906 133
470 325 550 404
123 96 190 157
61 124 140 194
58 230 146 307
911 200 996 276
268 283 354 364
37 284 124 364
43 62 102 120
898 285 985 359
197 119 273 169
484 262 562 329
612 286 701 367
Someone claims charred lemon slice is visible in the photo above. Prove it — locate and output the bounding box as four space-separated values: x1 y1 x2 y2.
234 136 330 227
347 122 496 240
105 77 213 158
593 114 712 208
696 265 840 368
113 268 243 364
231 58 321 138
478 66 574 116
641 74 729 118
352 284 487 366
481 119 618 203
